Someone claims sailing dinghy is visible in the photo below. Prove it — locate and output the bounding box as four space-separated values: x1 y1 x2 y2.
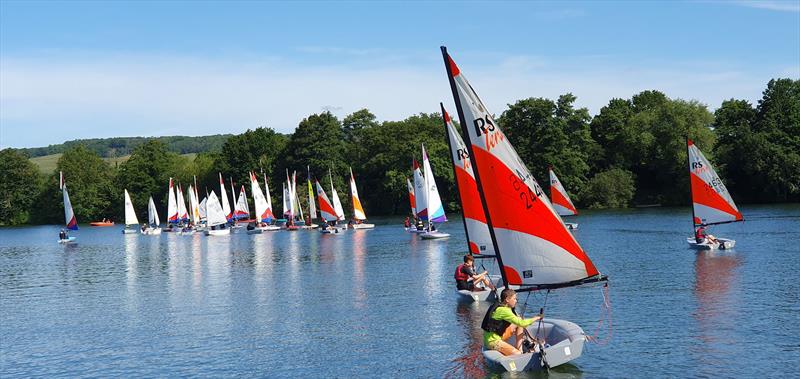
687 139 743 250
59 172 78 243
249 172 280 232
405 177 420 232
204 191 230 236
443 46 608 371
419 143 449 240
142 196 162 235
315 179 341 234
548 167 579 230
166 178 178 230
303 168 320 229
348 167 375 229
409 159 428 233
123 189 140 234
442 104 501 301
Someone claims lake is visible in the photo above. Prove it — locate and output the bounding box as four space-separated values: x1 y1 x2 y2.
1 204 798 378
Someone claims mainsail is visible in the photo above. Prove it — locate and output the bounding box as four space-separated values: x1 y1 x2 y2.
219 173 232 222
235 185 249 219
188 185 200 224
282 182 291 218
422 143 447 223
148 196 160 226
250 172 274 223
688 139 743 226
549 167 578 216
124 189 139 226
264 173 275 221
307 167 317 219
205 191 227 227
442 47 604 290
167 178 178 224
177 184 189 222
442 104 493 255
412 159 428 220
406 177 416 215
315 179 338 222
349 167 367 220
61 172 78 231
330 170 346 221
198 197 207 221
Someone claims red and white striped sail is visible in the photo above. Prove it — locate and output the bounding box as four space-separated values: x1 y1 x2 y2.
315 179 338 222
412 159 428 220
688 139 743 226
407 178 416 215
443 48 600 287
350 167 367 220
167 178 178 223
235 185 249 219
263 173 275 220
549 168 578 216
443 105 494 255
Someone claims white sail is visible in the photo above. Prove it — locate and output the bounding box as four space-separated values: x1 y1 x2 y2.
330 170 345 221
235 185 249 219
282 182 290 218
188 185 200 224
688 139 743 226
250 172 270 222
219 173 232 222
148 196 160 226
549 168 578 216
443 47 601 288
349 167 367 220
443 105 493 254
124 189 139 226
422 143 447 223
205 191 228 227
62 184 78 230
199 197 207 220
167 178 178 224
412 159 428 220
264 173 275 220
177 184 189 222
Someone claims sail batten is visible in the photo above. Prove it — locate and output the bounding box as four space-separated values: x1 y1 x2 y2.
442 47 601 288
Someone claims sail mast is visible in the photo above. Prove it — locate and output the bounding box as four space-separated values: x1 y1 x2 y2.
441 46 508 287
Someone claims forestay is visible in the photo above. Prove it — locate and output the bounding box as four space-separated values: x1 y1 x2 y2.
443 105 493 255
549 168 578 216
688 139 743 226
443 48 602 289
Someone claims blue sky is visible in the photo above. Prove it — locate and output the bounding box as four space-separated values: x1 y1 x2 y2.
1 0 798 148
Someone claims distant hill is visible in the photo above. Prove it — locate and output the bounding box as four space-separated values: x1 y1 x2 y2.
18 135 232 158
29 153 198 174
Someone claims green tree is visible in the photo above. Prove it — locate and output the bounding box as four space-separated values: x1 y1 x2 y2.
0 149 41 225
579 168 636 209
116 140 180 221
712 99 756 199
214 127 288 189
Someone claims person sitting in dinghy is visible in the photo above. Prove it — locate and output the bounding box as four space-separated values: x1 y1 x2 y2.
482 289 543 356
455 255 496 292
695 226 718 244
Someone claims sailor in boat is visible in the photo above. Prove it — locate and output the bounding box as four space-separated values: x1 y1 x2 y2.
416 218 424 231
482 289 543 356
695 225 718 244
455 254 496 292
59 229 67 241
404 217 411 228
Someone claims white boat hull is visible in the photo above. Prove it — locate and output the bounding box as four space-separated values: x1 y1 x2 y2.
350 223 375 230
420 231 450 240
58 236 77 243
407 227 426 234
141 227 162 235
122 228 139 234
301 224 319 229
687 237 735 250
564 222 578 230
205 229 231 236
483 318 585 372
259 225 282 231
455 275 502 302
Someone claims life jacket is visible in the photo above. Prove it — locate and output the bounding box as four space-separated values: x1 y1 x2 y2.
454 264 469 282
481 303 516 334
695 228 706 239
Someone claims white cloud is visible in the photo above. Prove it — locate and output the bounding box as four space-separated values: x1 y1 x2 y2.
732 0 800 12
0 51 789 148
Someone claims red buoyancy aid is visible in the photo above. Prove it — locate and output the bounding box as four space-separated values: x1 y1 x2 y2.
454 264 469 282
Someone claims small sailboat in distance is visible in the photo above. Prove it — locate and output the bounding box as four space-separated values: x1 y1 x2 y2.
142 196 162 235
442 46 608 371
123 189 140 234
687 139 743 249
419 143 449 240
410 159 428 234
329 170 346 225
548 167 579 230
58 171 78 243
316 178 341 234
303 167 319 229
348 167 375 229
204 191 230 236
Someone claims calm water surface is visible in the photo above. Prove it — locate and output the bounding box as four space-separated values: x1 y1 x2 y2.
1 204 799 378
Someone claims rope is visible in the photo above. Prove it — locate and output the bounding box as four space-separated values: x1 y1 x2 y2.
586 282 613 345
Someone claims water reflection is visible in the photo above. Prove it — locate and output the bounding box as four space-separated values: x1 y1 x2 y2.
352 230 367 308
446 302 487 378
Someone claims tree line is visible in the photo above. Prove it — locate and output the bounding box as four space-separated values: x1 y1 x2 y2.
1 78 797 226
19 134 232 158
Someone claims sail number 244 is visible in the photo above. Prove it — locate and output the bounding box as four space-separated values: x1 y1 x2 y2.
509 169 543 210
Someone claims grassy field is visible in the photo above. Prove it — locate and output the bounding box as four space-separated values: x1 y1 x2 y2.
30 153 197 174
